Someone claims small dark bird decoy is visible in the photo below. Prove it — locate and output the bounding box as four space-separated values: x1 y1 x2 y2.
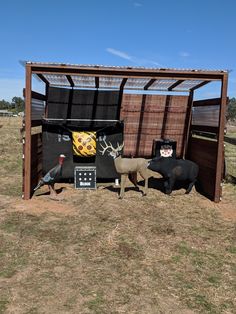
34 154 66 199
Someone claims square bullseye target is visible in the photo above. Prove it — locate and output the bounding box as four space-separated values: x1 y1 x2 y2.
74 166 96 189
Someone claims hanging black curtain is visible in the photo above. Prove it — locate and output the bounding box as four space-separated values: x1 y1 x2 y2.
42 121 123 179
47 87 120 122
44 87 123 179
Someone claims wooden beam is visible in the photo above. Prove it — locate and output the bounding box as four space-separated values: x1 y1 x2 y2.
117 78 128 120
23 89 46 101
37 74 49 85
120 78 127 89
29 62 226 78
168 80 184 91
23 65 32 200
95 77 99 89
144 79 156 90
214 73 228 202
183 90 194 157
193 98 221 107
31 120 42 127
44 83 49 118
191 125 219 134
32 69 223 82
66 75 74 87
190 81 210 91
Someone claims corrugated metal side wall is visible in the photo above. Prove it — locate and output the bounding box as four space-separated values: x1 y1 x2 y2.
120 94 189 157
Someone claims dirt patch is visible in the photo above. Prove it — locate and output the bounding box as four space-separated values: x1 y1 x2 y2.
8 188 77 216
218 184 236 222
194 182 236 223
10 198 76 216
218 203 236 221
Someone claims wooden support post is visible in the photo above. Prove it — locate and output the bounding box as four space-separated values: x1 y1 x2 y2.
117 78 127 120
183 90 194 157
23 65 32 200
44 82 49 118
214 73 228 202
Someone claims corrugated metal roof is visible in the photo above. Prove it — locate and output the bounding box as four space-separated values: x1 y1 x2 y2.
28 61 228 92
26 61 228 73
37 74 207 92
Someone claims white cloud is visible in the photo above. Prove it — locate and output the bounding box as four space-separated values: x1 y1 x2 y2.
0 78 25 101
179 51 190 57
106 48 132 61
106 47 162 67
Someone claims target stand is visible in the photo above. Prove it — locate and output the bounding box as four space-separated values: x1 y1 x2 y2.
74 166 96 189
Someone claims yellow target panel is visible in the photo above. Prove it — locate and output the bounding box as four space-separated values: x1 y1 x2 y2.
72 131 96 157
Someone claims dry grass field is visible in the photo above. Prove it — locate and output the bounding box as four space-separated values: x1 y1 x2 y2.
0 117 236 314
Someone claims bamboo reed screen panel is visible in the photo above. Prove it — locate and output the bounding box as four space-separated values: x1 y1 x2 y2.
120 94 189 157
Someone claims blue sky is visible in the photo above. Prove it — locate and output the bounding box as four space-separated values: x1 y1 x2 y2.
0 0 235 101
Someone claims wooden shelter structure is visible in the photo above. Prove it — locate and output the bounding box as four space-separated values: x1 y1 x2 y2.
23 62 228 201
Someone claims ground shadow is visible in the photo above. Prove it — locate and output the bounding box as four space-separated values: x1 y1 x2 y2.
35 187 66 197
105 176 192 196
140 177 192 194
105 185 144 196
224 136 236 145
225 174 236 185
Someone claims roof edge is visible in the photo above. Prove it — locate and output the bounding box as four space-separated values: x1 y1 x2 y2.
26 61 228 74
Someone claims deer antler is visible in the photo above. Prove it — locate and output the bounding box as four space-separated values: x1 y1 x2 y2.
117 142 124 151
99 140 124 155
99 140 115 155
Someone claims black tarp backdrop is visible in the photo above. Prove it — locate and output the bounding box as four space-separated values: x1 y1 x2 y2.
43 87 123 180
47 87 121 122
42 122 123 179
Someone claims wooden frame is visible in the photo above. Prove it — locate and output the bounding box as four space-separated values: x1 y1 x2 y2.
23 63 228 201
215 74 228 201
23 65 32 199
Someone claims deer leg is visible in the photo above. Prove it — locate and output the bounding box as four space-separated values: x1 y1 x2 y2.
119 174 127 199
139 169 149 196
143 176 148 196
128 172 139 189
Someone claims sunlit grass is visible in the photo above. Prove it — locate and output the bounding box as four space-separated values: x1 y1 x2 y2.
0 117 236 313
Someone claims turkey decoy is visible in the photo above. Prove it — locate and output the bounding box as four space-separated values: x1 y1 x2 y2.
34 154 66 199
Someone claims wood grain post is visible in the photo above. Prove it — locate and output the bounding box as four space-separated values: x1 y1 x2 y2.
23 65 32 200
183 90 194 157
215 73 228 202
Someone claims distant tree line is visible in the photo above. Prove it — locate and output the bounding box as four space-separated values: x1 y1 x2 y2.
227 97 236 122
0 97 24 114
